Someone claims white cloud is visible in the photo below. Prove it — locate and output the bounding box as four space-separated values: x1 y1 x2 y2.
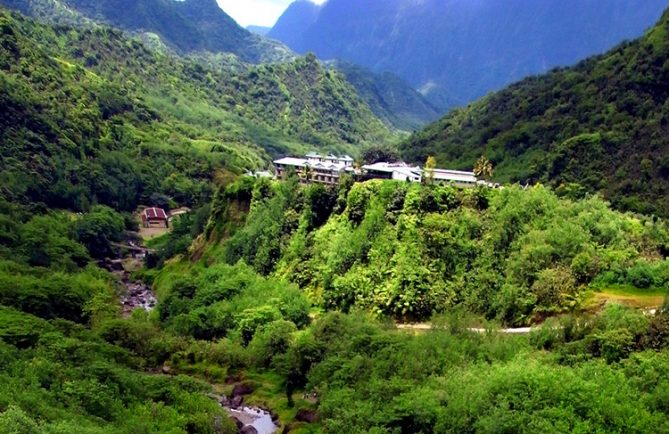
217 0 326 28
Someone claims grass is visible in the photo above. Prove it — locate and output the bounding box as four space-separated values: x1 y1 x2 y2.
583 285 668 311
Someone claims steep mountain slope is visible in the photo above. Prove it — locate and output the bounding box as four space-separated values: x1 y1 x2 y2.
247 25 270 36
267 0 321 49
401 9 669 216
0 0 434 130
271 0 669 109
0 8 391 211
0 0 293 62
327 61 440 131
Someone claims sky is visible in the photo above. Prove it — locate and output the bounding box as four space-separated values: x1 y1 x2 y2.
217 0 326 28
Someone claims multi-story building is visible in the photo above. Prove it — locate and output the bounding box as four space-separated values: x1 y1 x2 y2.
274 153 355 185
274 153 482 187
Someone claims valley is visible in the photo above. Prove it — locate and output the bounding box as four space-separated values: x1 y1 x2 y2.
1 1 669 433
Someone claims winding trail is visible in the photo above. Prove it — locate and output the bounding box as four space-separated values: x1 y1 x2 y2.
396 323 534 334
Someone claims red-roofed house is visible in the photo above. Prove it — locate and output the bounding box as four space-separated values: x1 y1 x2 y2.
141 207 169 228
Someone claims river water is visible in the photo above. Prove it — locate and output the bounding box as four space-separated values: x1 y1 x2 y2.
225 406 278 434
118 273 156 316
106 252 277 433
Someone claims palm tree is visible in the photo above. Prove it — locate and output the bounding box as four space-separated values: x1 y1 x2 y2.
474 156 494 182
302 164 314 184
424 156 437 185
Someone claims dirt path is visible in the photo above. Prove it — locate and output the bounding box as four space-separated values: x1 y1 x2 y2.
396 323 534 334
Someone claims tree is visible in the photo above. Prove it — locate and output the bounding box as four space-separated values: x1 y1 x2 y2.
424 156 436 185
474 156 494 182
361 145 400 165
302 164 314 184
72 205 125 259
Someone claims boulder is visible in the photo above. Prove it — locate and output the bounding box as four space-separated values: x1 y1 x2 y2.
230 395 244 408
232 382 255 397
296 409 317 423
240 426 258 434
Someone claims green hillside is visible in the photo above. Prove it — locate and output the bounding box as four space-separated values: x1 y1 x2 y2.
0 9 391 211
329 60 441 131
194 178 669 326
1 0 293 62
402 9 669 216
3 4 669 434
141 177 669 432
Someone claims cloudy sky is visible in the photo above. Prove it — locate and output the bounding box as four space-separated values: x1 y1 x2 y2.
217 0 326 28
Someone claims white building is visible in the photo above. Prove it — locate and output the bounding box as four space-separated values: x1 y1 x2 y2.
274 152 355 185
362 163 478 187
274 153 482 188
361 162 423 183
430 169 478 187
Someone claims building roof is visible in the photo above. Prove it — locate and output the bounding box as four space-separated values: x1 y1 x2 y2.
362 162 421 173
274 157 309 167
274 157 349 172
431 169 477 183
143 207 168 220
394 167 423 179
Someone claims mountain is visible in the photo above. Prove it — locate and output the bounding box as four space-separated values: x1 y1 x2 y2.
270 0 669 109
247 25 270 36
401 9 669 216
0 8 391 211
267 0 321 50
0 0 435 130
328 60 440 131
0 0 293 62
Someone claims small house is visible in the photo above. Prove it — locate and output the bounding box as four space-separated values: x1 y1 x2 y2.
141 207 169 228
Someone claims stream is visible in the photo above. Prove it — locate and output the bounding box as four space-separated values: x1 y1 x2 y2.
118 271 156 316
103 248 277 434
100 247 157 316
225 406 278 434
216 393 279 434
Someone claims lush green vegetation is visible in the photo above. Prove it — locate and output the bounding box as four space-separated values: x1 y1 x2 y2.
402 9 669 216
1 0 433 134
4 5 669 433
0 198 240 432
148 258 669 433
328 60 440 131
146 187 669 431
213 177 669 325
1 0 292 63
0 9 391 212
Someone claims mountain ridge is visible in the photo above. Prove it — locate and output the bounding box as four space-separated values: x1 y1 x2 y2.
270 0 669 109
0 7 392 211
0 0 294 62
401 8 669 216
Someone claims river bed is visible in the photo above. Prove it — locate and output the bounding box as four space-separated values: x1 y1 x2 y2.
119 273 156 316
225 406 278 434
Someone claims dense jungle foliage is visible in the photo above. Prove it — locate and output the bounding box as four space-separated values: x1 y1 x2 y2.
0 9 391 212
328 60 440 131
0 0 293 63
0 196 243 433
213 177 669 326
402 9 669 216
4 5 669 434
0 0 435 132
